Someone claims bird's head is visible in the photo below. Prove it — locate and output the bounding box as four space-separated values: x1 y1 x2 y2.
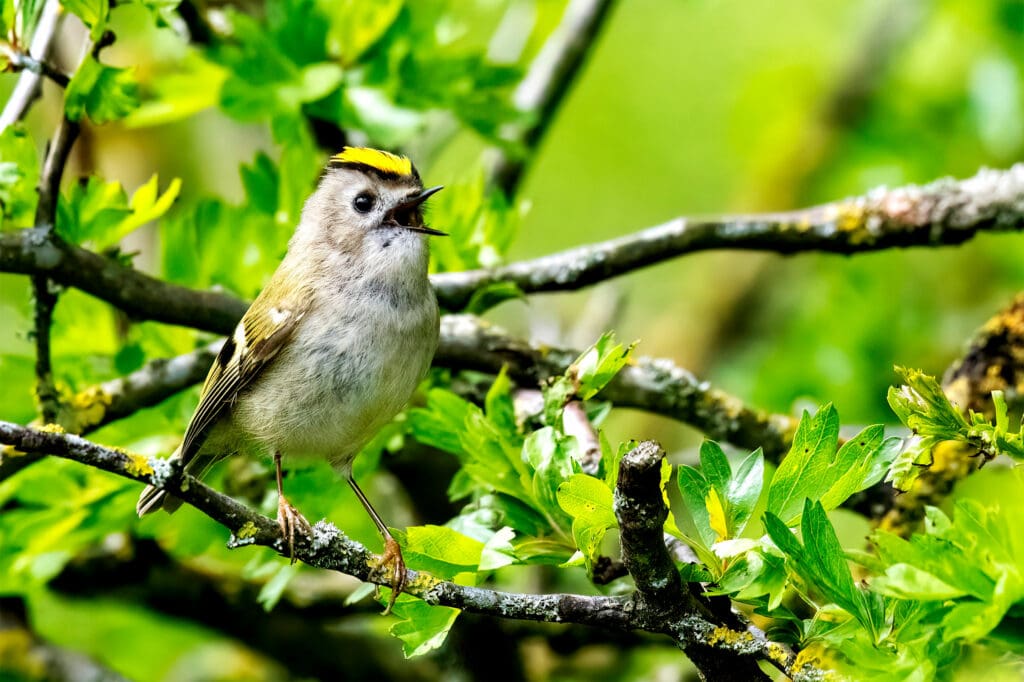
299 147 445 261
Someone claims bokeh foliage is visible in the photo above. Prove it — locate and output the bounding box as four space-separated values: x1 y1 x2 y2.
1 0 1023 681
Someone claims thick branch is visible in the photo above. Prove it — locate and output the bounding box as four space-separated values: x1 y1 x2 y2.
0 421 799 677
435 315 796 459
435 165 1024 310
490 0 617 196
0 228 248 334
1 167 1021 335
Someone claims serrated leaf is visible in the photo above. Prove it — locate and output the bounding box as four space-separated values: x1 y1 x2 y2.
401 525 483 580
767 405 843 524
62 0 108 39
573 332 636 400
65 57 140 124
0 125 40 227
389 597 460 658
870 563 966 600
484 367 517 438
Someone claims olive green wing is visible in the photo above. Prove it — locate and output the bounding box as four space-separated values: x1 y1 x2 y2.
178 296 307 468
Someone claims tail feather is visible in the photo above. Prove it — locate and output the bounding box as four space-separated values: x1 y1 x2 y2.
136 485 183 516
136 447 218 517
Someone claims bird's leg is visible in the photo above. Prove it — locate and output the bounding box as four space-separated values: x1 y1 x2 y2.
348 474 406 615
274 451 310 563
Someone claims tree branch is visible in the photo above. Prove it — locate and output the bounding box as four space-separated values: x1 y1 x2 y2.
435 315 797 459
436 164 1024 310
0 422 799 678
1 166 1021 334
490 0 618 196
0 228 248 335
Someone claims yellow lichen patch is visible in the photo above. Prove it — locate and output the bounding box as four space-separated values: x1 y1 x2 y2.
124 453 154 477
403 570 444 595
38 422 65 433
767 642 791 666
67 386 112 432
236 521 259 539
706 626 754 647
832 202 866 233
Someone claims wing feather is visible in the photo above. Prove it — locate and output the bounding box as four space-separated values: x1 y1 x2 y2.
177 291 307 468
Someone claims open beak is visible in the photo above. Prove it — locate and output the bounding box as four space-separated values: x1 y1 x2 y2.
395 186 447 236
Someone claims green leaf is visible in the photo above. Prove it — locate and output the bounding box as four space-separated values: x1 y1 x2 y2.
677 464 716 548
574 332 636 400
400 525 483 580
699 440 731 498
479 526 517 571
57 174 179 248
766 501 878 637
726 448 764 538
389 597 461 658
64 56 141 124
818 427 902 512
322 0 403 65
62 0 108 39
941 593 1011 643
871 563 967 600
484 367 517 439
556 474 616 568
0 124 40 227
767 405 849 524
125 52 228 128
524 427 578 533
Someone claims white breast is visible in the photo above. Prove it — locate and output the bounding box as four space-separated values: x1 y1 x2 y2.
232 281 439 469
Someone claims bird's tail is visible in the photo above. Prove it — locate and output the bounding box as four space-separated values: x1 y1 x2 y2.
136 445 185 517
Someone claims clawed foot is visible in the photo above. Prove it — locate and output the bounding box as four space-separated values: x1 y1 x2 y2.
375 534 407 615
277 494 311 563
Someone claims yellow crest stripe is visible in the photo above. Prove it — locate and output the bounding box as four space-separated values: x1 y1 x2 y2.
331 147 413 177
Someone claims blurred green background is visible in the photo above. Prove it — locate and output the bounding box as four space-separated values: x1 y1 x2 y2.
1 0 1023 680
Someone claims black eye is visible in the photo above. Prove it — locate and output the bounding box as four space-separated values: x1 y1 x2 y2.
353 192 375 214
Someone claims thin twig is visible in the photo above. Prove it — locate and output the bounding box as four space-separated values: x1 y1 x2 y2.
0 42 70 86
489 0 617 196
435 165 1024 310
0 315 796 479
1 166 1022 331
0 421 801 679
0 0 61 130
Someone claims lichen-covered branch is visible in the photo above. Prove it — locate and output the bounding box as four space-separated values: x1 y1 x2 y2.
613 441 789 681
2 168 1021 335
876 294 1024 535
435 165 1024 310
0 422 800 679
489 0 617 196
436 315 797 459
0 228 248 335
0 315 795 481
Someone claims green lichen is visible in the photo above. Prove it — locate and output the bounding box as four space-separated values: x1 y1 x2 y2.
236 521 259 539
124 452 154 477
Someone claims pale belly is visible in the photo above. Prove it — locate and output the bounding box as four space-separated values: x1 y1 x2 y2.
230 295 438 469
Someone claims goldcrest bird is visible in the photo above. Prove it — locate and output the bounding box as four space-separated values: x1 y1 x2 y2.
137 147 445 612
